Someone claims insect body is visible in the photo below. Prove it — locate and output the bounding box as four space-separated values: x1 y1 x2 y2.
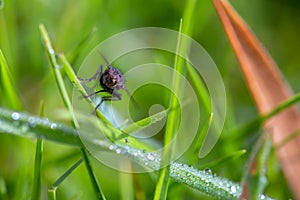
79 53 131 111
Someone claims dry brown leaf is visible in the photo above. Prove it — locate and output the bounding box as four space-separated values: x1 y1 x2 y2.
212 0 300 198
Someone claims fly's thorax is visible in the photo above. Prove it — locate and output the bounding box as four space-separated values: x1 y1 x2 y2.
100 66 125 90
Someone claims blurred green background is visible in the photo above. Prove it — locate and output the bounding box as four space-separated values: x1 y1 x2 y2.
0 0 299 199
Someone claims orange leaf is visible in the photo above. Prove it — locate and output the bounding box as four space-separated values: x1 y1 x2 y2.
212 0 300 198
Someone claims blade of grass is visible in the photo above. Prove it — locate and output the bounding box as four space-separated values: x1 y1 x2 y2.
0 107 80 145
187 113 213 165
154 19 184 200
121 109 167 134
39 24 78 128
0 49 22 110
48 189 56 200
197 149 246 169
274 130 300 150
119 160 134 200
131 173 147 200
155 0 197 198
31 102 45 200
240 134 272 200
48 158 83 198
68 27 97 67
0 108 273 200
237 92 300 137
39 24 106 200
186 60 211 113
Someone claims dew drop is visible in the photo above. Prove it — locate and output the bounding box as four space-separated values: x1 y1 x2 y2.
28 117 36 128
50 123 57 129
146 153 155 161
204 168 212 175
49 48 55 55
230 185 237 193
116 149 121 154
11 112 20 120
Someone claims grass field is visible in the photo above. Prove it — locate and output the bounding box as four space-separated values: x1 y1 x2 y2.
1 0 300 199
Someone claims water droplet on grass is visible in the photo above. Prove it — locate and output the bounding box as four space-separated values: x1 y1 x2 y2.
116 149 121 154
50 123 57 129
230 185 237 193
28 117 36 128
11 112 20 120
146 153 155 161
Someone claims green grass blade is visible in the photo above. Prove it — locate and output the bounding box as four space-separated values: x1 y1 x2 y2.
186 113 213 164
154 19 184 200
0 107 273 199
31 102 45 200
121 109 167 134
198 149 247 169
48 158 83 199
0 107 80 145
119 169 134 200
39 24 106 200
47 189 56 200
155 0 197 198
51 158 83 188
0 49 22 110
31 139 43 200
81 150 106 200
275 129 300 149
240 135 272 199
39 24 79 128
68 27 97 66
237 92 300 137
186 60 211 114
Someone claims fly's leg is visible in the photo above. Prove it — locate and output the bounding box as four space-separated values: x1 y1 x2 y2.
78 65 103 82
94 92 122 112
83 89 106 98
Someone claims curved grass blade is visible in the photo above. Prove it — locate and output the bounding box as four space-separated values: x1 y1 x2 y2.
189 113 213 165
0 49 22 110
121 109 168 134
39 24 106 200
